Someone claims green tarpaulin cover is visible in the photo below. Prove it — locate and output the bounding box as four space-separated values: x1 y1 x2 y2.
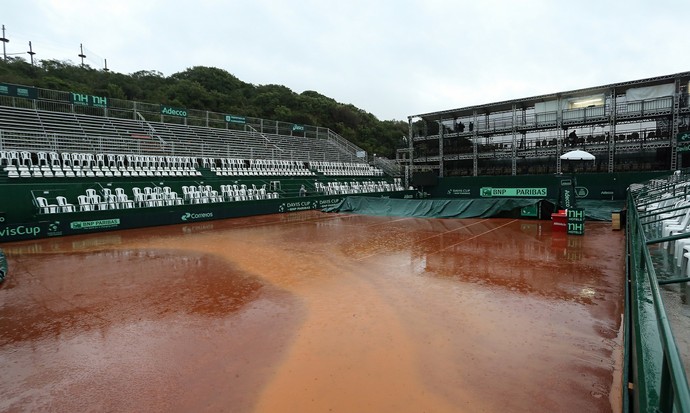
323 197 545 219
576 200 626 221
324 197 623 221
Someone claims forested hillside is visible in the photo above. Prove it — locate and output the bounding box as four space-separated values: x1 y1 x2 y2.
0 58 408 157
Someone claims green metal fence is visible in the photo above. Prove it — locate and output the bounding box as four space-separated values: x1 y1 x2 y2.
627 171 690 412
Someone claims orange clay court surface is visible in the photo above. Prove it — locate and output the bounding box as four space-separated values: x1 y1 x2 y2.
0 211 624 412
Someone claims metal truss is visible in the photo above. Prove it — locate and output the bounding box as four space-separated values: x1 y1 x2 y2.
407 71 689 174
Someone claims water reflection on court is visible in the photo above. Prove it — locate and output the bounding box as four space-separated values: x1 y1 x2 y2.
0 211 624 412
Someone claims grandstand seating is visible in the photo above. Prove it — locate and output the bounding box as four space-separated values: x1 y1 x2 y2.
2 95 404 219
55 196 75 212
35 196 58 214
314 178 404 195
0 102 390 180
634 172 690 276
310 161 384 176
1 149 385 179
0 105 359 163
207 157 315 177
29 175 403 215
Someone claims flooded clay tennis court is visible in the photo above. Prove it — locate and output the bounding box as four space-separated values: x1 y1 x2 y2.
0 211 624 412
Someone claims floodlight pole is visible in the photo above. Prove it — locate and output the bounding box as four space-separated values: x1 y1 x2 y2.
0 25 9 61
103 58 109 72
78 43 86 67
27 41 35 66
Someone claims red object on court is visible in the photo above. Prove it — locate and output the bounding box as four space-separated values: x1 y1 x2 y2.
551 209 568 232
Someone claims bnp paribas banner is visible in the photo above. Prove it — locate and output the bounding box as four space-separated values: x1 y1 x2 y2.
480 187 547 197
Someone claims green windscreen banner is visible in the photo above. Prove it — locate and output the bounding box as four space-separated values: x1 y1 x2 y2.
225 115 246 124
161 105 188 117
70 92 108 108
0 83 37 99
559 186 575 209
480 187 547 197
567 208 585 235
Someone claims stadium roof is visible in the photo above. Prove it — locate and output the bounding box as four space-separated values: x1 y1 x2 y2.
410 71 690 122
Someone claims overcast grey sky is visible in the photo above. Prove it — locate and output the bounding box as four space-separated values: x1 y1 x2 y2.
2 0 689 121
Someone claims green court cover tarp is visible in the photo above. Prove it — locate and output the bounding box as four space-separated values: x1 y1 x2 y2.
576 199 626 221
324 196 622 221
323 196 545 219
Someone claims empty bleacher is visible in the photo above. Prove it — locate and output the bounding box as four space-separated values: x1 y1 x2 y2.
0 148 386 179
0 84 413 243
310 161 384 176
0 86 402 220
314 178 404 195
0 105 365 164
207 158 314 177
0 150 203 179
27 175 405 215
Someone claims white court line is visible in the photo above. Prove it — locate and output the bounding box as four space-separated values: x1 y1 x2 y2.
216 210 356 232
415 219 494 244
365 217 413 228
354 219 502 261
435 219 519 253
302 213 399 228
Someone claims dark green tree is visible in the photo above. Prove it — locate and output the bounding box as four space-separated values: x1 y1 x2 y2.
0 60 406 157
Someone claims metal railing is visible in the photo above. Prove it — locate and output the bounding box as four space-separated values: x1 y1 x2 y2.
371 156 401 177
627 170 690 412
327 129 366 160
0 82 370 164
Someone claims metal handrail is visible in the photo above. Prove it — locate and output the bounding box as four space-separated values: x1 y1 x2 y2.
246 124 284 153
0 82 368 164
327 129 366 161
628 181 690 412
371 156 401 176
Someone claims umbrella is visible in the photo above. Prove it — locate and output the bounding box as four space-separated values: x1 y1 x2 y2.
560 149 595 161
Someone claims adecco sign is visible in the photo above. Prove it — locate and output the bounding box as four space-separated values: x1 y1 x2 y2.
161 105 188 118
